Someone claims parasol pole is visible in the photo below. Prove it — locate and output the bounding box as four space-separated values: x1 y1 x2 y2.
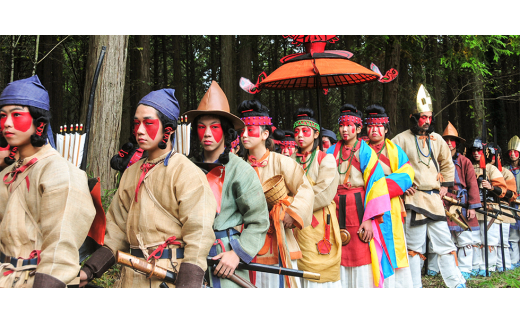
315 71 322 126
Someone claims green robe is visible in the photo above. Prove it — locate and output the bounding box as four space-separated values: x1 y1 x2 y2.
209 153 270 288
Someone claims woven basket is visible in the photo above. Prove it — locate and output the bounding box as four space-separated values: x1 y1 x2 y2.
262 175 288 207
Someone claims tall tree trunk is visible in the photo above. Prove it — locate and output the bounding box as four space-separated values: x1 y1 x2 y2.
153 36 159 90
473 72 485 138
172 35 184 112
383 36 400 132
431 36 443 133
161 35 168 88
134 35 151 103
81 35 128 192
210 36 217 81
220 35 235 111
120 44 132 147
238 35 253 106
344 35 356 105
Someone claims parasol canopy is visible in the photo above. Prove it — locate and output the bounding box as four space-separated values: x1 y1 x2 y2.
240 35 398 95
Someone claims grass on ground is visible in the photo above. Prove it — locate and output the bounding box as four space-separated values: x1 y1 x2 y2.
422 266 520 288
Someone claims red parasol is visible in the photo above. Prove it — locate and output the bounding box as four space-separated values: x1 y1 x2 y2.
239 35 398 124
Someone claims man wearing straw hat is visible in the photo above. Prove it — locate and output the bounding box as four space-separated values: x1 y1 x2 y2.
392 85 466 288
426 121 481 280
182 81 269 288
0 75 96 287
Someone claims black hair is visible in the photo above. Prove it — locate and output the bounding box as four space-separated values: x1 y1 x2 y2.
237 100 273 159
233 139 246 159
110 142 146 172
364 104 391 138
272 128 286 153
0 105 51 165
187 114 236 165
293 107 322 152
410 112 435 135
155 109 177 150
3 146 18 166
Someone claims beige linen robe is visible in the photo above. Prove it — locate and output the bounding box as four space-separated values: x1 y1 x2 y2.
291 150 341 283
248 151 314 265
392 130 455 225
0 144 96 287
104 150 216 288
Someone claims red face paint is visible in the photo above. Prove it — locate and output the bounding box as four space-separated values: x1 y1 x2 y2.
197 124 224 143
447 139 456 149
368 125 383 137
322 138 331 149
133 120 141 136
210 124 223 143
418 115 432 127
243 126 260 138
0 112 5 132
197 125 206 141
509 150 519 159
295 126 312 138
143 119 160 140
11 111 33 132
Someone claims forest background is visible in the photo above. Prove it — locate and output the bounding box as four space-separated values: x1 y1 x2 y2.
1 35 520 193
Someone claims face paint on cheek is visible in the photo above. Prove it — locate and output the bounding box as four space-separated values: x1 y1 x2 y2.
210 124 223 143
510 150 519 158
197 125 206 141
144 119 160 140
448 140 456 148
0 115 5 131
133 121 141 136
12 112 33 132
323 141 330 149
246 126 260 138
302 127 312 138
289 147 295 155
418 116 432 127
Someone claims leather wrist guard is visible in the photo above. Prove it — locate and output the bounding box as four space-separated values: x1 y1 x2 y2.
82 246 116 282
175 262 204 288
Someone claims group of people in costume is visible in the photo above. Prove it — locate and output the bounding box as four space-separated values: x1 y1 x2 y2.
2 74 520 288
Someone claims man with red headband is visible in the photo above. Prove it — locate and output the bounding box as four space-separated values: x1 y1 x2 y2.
329 103 391 288
392 85 465 288
365 104 414 288
506 136 520 268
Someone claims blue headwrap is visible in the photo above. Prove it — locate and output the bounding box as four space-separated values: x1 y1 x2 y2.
138 89 180 122
138 89 180 166
0 75 55 148
321 128 337 141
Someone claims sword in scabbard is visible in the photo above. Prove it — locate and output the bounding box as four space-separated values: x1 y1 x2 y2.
207 257 321 281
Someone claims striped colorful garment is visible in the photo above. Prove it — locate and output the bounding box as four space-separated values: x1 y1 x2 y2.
356 140 392 287
377 139 414 276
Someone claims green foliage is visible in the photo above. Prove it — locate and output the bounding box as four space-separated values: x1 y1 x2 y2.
423 266 520 288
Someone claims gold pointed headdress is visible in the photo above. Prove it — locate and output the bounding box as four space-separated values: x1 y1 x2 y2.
508 135 520 152
414 84 433 114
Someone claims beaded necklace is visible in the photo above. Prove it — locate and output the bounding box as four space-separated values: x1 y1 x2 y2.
296 149 317 174
370 140 386 159
338 139 358 175
415 135 432 168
